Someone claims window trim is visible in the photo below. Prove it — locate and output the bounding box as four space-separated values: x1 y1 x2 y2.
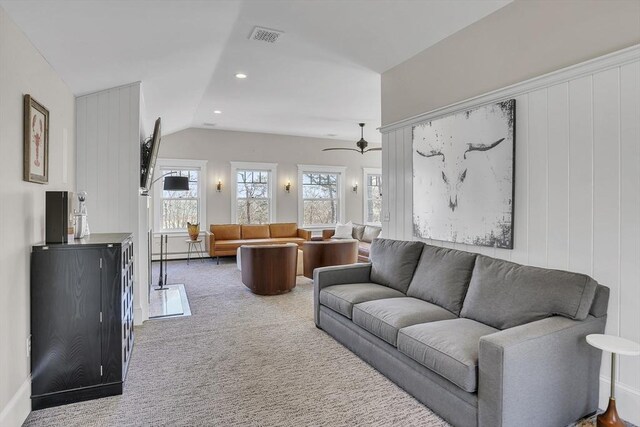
153 158 208 233
230 161 278 224
297 164 346 228
363 167 382 226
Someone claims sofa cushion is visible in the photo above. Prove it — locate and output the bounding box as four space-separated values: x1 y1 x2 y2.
362 225 382 243
352 223 366 240
211 224 241 240
369 238 424 293
241 224 270 239
319 283 405 319
353 297 456 346
397 318 498 392
406 245 477 315
269 223 298 238
460 255 598 330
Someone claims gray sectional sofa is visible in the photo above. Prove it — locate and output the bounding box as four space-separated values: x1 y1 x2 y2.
313 238 609 427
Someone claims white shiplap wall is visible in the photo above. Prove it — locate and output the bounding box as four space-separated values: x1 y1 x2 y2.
381 46 640 423
76 82 150 325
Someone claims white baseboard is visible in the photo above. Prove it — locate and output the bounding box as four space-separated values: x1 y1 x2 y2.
134 305 145 326
0 377 30 427
599 376 640 425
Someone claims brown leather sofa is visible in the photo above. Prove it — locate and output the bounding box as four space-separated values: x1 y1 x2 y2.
209 223 311 263
322 223 382 262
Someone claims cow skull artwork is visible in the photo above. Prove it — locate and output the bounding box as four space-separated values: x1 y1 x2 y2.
412 99 515 248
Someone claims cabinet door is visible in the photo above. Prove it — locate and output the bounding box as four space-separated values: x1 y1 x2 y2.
31 248 103 395
100 245 122 383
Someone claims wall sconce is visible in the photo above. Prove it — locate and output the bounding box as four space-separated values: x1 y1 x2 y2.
352 182 358 193
216 179 222 192
284 180 291 193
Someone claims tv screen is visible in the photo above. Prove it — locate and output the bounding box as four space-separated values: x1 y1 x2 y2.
140 117 161 193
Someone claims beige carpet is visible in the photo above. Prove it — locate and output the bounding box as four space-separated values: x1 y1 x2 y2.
24 259 450 426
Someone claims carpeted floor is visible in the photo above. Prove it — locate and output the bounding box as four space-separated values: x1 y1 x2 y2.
24 259 450 426
23 258 620 427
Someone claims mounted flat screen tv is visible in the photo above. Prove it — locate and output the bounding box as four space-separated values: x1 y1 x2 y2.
140 117 161 194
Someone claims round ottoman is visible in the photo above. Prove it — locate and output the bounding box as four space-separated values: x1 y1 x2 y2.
237 246 304 275
240 243 298 295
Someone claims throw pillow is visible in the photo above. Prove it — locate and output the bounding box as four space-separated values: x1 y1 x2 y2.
362 225 382 243
333 221 353 239
352 223 366 240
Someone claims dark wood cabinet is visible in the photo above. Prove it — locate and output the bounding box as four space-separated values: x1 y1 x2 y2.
30 233 134 410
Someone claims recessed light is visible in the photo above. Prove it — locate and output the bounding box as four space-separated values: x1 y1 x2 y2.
235 73 247 79
213 110 222 114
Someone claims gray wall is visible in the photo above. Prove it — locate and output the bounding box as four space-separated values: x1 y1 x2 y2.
382 0 640 126
0 6 76 426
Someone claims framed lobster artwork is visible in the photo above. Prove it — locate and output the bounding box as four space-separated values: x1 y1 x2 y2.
24 94 49 184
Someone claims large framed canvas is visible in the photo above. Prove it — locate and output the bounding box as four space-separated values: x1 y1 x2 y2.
23 94 49 184
412 99 515 249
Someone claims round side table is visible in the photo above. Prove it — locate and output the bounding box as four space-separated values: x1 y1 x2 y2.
586 334 640 427
185 239 205 264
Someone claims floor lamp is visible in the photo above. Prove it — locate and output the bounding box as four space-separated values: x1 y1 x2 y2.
153 174 190 291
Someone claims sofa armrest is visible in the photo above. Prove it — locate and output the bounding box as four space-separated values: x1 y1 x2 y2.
478 315 606 427
297 229 312 240
322 229 336 240
312 263 372 325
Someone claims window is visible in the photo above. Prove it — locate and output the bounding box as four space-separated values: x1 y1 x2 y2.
298 165 346 227
231 162 277 224
363 168 382 225
153 159 207 232
236 170 270 224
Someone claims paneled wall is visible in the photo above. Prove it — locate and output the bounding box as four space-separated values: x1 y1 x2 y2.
381 47 640 423
76 82 150 325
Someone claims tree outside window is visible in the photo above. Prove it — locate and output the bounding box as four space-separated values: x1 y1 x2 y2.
161 169 199 230
236 170 270 224
302 172 339 226
365 173 382 224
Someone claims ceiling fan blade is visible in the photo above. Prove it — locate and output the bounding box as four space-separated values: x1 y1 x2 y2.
322 148 361 152
364 147 382 152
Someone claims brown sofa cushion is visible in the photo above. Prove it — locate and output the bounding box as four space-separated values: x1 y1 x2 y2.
270 223 298 238
211 224 241 240
241 224 270 239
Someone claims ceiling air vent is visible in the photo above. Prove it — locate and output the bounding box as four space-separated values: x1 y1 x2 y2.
203 122 216 127
249 26 284 43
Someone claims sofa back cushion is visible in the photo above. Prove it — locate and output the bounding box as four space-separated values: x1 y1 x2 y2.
460 255 598 329
211 224 241 240
406 245 477 315
270 223 298 238
362 225 382 243
241 224 270 239
352 223 366 240
369 238 424 293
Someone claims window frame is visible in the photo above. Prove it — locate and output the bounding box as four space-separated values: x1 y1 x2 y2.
297 164 346 229
363 167 382 226
153 158 208 234
230 161 278 224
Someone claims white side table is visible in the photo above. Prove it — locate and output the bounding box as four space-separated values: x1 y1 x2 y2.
185 239 205 264
586 334 640 427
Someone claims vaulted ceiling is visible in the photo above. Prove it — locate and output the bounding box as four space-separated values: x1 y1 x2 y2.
0 0 510 142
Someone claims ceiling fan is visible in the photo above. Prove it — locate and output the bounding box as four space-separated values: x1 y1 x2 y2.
323 123 381 154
